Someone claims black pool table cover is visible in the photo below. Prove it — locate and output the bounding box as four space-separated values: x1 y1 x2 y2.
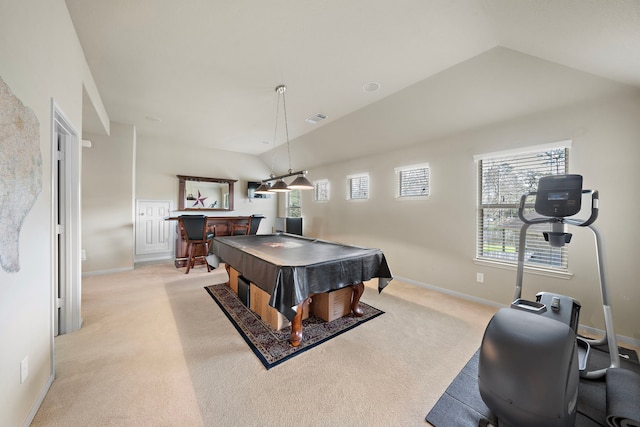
212 233 393 320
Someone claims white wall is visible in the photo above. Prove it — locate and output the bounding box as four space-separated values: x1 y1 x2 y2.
82 123 136 273
80 133 279 274
0 1 95 425
135 136 278 234
302 91 640 342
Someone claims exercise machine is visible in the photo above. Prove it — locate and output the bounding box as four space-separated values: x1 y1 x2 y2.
478 174 623 427
513 174 620 379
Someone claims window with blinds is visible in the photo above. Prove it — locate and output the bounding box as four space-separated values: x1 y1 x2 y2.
395 163 429 198
475 143 570 269
313 179 330 201
347 174 369 200
287 189 301 218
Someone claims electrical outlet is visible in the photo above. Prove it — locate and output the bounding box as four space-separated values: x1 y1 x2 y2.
20 355 28 384
476 273 484 283
81 249 87 261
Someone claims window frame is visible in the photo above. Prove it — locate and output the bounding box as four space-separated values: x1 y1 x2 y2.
313 179 330 202
474 141 572 275
346 173 369 201
394 163 430 199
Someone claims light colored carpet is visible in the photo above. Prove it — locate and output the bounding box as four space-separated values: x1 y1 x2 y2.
31 261 498 427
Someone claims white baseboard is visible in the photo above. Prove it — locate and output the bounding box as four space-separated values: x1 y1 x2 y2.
23 373 54 427
393 274 504 309
580 325 640 350
393 275 640 350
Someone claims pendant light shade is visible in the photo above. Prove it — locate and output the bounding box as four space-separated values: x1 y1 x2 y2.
254 182 271 194
269 179 291 192
288 174 314 190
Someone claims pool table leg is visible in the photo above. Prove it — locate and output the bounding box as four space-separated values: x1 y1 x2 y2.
290 296 311 347
350 282 365 316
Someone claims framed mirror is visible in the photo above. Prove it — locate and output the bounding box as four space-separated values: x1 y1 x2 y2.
177 175 237 211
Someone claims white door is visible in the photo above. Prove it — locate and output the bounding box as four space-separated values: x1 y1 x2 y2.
135 200 173 258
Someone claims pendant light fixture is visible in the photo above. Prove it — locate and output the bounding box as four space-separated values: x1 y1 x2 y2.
255 85 313 194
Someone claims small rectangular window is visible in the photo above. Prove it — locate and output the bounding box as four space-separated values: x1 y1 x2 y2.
347 174 369 200
313 179 330 201
395 163 429 198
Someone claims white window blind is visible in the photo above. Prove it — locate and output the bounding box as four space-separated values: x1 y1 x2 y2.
347 174 369 200
395 163 429 198
313 179 330 201
476 143 570 269
287 189 301 218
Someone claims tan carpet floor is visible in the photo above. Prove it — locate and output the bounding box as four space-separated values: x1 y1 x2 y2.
31 261 498 427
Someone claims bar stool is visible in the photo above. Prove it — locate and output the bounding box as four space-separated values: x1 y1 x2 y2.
178 215 212 274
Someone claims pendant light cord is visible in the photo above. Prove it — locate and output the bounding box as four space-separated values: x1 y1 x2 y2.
270 90 281 177
281 87 293 173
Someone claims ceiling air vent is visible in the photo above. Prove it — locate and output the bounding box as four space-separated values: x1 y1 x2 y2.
305 113 327 124
362 82 381 93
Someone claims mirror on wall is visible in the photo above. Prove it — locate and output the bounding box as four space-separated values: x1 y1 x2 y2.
177 175 236 211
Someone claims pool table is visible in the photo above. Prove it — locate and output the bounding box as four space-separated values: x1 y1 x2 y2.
212 233 393 346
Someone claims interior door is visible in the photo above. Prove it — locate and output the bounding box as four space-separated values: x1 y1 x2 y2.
55 133 66 336
135 200 172 257
53 104 81 336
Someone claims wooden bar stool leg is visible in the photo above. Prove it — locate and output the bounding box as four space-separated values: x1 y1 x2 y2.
204 242 211 272
185 243 193 274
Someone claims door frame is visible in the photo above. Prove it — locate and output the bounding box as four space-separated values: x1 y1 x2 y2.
51 100 82 339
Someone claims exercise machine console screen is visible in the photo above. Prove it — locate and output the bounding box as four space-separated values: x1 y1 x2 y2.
535 174 583 217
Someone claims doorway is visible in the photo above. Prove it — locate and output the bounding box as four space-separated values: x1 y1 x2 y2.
52 102 82 336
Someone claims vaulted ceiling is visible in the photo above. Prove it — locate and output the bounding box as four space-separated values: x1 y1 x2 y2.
66 0 640 170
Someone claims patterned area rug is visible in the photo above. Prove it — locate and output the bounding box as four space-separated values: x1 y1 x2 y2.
205 283 384 370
